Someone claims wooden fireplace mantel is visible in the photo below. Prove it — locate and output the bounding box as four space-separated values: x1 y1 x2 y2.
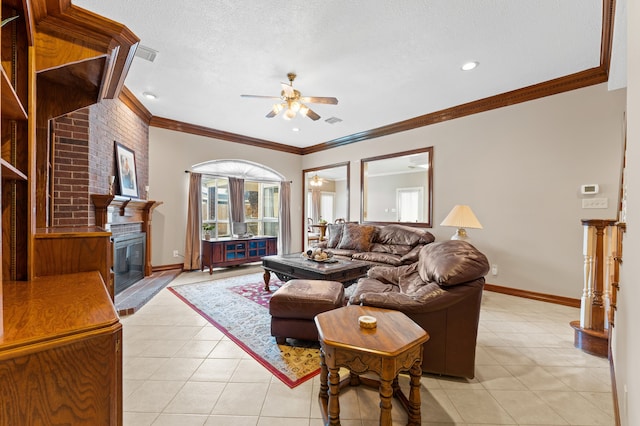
91 194 163 276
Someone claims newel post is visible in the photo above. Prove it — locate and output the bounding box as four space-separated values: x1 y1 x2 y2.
571 219 617 357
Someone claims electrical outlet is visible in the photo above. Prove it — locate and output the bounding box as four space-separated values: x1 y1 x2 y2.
173 250 179 258
582 198 608 209
491 264 498 276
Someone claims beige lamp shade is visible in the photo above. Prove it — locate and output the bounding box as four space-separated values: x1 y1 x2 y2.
440 205 483 240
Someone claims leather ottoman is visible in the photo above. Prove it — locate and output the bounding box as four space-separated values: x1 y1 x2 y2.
270 279 345 345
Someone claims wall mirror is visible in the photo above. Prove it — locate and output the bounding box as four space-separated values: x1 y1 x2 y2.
302 162 350 247
361 147 433 227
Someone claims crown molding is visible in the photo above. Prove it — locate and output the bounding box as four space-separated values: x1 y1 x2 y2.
302 66 608 154
119 87 153 123
149 116 304 155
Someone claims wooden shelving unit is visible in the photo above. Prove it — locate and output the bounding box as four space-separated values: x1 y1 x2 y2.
0 67 28 121
0 1 140 424
0 158 27 180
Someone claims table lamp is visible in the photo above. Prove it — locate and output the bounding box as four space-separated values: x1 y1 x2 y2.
440 205 483 241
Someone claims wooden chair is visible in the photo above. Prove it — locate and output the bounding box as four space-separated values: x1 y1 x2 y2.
307 218 320 243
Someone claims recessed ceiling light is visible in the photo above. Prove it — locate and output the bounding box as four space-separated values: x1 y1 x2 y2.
142 91 157 100
461 61 479 71
292 128 300 132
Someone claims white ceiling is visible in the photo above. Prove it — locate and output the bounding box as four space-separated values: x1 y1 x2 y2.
72 0 625 149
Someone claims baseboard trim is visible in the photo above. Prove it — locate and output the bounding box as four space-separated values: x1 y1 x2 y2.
483 283 580 308
152 263 184 273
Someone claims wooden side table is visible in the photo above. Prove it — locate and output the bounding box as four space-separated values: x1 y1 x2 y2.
314 305 429 426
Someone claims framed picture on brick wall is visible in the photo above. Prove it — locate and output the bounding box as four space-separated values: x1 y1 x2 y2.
115 141 138 198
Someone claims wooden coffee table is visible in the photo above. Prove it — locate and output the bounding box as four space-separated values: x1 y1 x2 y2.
261 253 371 291
314 305 429 426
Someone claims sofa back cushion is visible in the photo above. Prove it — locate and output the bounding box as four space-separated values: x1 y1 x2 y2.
337 223 377 252
374 224 435 246
326 224 344 248
418 240 490 286
352 251 403 266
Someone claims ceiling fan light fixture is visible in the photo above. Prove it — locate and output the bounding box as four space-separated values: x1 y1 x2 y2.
310 174 323 187
284 108 296 120
290 101 301 112
299 105 309 117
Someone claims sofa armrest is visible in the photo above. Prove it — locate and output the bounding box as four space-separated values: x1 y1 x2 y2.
367 263 416 284
358 283 443 310
358 279 484 314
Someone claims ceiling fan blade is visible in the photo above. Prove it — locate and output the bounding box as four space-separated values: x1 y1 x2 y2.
300 96 338 105
265 103 286 118
241 94 281 100
303 107 321 121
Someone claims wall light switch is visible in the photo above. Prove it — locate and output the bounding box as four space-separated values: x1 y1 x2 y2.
582 198 608 209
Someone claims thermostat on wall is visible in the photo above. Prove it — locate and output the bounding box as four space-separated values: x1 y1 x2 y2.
581 184 600 195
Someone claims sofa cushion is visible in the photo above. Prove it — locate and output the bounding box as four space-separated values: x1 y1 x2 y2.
326 223 344 248
418 240 490 286
324 248 357 257
370 243 412 256
374 224 435 246
337 223 376 252
352 251 403 266
400 244 425 264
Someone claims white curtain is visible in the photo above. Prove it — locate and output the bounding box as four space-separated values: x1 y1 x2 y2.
279 181 291 254
311 189 321 224
183 172 202 270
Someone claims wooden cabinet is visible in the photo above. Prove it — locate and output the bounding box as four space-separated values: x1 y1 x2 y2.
0 272 122 425
201 236 277 274
34 227 114 299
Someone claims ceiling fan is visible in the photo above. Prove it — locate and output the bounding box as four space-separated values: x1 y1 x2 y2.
241 72 338 121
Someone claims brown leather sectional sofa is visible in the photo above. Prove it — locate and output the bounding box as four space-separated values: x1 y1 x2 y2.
348 240 490 379
316 223 435 267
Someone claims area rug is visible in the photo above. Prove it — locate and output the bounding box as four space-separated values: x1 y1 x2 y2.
168 273 321 388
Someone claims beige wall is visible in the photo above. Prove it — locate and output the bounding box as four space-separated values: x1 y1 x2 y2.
613 1 639 423
303 83 626 299
149 130 303 266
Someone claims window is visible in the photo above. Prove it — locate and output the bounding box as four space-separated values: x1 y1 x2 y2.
202 176 279 237
396 187 423 222
202 177 229 237
306 191 336 224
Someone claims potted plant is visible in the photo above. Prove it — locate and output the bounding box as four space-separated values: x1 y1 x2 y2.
202 223 215 240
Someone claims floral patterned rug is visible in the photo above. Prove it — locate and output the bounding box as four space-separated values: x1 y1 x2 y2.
168 273 321 388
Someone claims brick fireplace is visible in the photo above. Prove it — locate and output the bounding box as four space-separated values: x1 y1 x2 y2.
92 195 162 279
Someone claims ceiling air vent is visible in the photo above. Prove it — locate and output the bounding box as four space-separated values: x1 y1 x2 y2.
134 45 158 62
325 117 342 124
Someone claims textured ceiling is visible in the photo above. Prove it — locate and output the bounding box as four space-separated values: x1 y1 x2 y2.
72 1 623 149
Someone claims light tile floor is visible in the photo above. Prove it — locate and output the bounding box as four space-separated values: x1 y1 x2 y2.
122 266 615 425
